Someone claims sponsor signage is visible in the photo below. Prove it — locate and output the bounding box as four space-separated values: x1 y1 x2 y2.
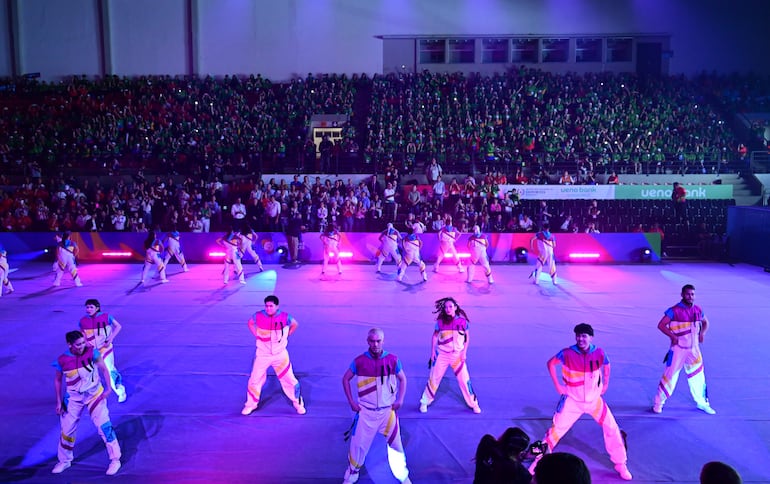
500 184 732 200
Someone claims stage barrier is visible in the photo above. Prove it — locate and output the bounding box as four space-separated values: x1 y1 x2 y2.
0 232 661 264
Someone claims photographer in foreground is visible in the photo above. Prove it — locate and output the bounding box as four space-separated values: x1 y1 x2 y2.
474 426 546 483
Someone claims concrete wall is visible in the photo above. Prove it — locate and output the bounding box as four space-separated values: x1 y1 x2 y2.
0 0 768 80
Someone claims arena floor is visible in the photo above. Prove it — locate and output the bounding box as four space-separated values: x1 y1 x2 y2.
0 259 768 483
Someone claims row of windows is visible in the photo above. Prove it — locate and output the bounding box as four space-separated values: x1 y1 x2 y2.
418 37 633 65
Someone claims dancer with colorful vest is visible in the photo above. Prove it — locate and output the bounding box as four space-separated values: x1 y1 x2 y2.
238 225 264 272
79 299 126 403
530 224 557 285
434 216 464 273
342 328 411 484
217 228 245 284
141 231 168 285
163 229 189 273
242 295 306 416
530 323 632 480
653 284 716 415
320 225 343 275
52 330 122 476
54 231 83 287
397 219 428 282
466 225 494 284
419 297 481 414
375 223 402 273
0 245 14 296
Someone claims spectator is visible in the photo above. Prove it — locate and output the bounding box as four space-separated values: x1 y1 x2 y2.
700 461 742 484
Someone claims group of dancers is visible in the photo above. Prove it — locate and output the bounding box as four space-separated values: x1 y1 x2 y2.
0 219 558 294
45 275 714 481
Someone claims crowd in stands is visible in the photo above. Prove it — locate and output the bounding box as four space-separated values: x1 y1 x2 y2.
1 69 762 238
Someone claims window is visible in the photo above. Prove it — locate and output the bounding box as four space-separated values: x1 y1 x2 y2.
607 38 633 62
482 38 509 64
542 38 569 63
419 39 446 64
448 39 475 64
511 38 538 63
576 38 602 63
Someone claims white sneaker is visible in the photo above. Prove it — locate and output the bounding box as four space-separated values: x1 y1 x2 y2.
117 386 127 403
241 404 258 415
422 272 428 282
615 464 632 480
161 279 169 283
697 404 716 415
472 406 482 414
294 402 307 415
75 281 83 287
419 403 428 413
433 266 438 273
239 280 246 284
487 275 494 284
551 275 558 285
106 459 121 476
652 403 663 414
52 462 71 474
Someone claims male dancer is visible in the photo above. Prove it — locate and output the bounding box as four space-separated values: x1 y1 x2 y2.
217 228 245 284
54 231 83 287
79 299 127 403
320 225 343 275
419 297 481 414
531 323 632 480
342 328 411 484
434 216 464 273
163 229 189 273
466 225 494 284
52 330 121 475
530 224 557 285
653 284 716 415
141 231 169 285
0 245 14 296
242 295 306 415
239 225 264 272
375 223 402 273
397 220 428 282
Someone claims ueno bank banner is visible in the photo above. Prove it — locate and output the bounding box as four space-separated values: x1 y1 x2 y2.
500 184 732 200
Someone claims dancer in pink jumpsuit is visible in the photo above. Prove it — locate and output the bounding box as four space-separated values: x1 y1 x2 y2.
530 225 557 285
532 323 632 480
0 245 14 296
342 328 411 484
242 295 306 416
52 330 121 476
653 284 716 415
54 231 83 287
466 225 494 284
419 297 481 414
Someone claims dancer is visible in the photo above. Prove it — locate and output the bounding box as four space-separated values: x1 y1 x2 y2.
140 231 168 285
466 225 494 284
53 231 83 287
79 299 127 403
531 323 632 480
242 295 306 416
0 245 14 296
434 216 464 273
653 284 716 415
52 330 122 476
342 328 411 484
375 223 402 273
239 225 264 272
530 224 557 285
320 225 343 275
397 220 428 282
163 229 189 273
419 297 481 414
217 227 245 284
